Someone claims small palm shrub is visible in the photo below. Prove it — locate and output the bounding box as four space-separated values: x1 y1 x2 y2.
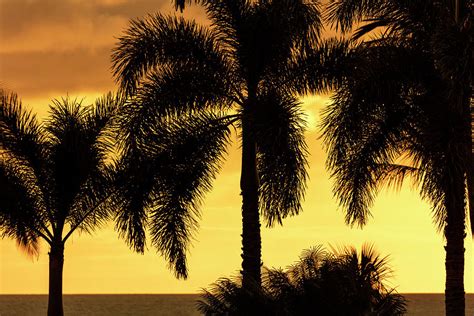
198 244 407 315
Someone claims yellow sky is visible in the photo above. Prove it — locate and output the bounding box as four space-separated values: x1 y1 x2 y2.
0 0 472 294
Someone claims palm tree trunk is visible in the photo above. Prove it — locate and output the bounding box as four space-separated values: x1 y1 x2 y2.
48 241 64 316
468 93 473 236
240 107 261 290
444 167 465 316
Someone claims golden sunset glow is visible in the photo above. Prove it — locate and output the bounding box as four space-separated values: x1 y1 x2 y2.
0 0 472 296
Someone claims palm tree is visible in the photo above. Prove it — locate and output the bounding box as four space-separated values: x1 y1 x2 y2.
0 91 123 315
0 89 238 315
321 1 472 314
111 0 347 289
197 244 407 315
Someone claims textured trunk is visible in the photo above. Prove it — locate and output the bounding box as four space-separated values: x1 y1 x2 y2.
468 95 473 236
240 107 261 290
444 167 465 316
48 242 64 316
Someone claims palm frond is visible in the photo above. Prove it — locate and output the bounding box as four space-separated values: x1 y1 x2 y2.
112 14 229 96
115 112 233 278
148 113 233 278
131 61 232 123
254 90 308 226
0 90 47 191
0 157 47 256
115 54 234 152
197 275 275 315
113 148 150 254
375 163 419 191
320 42 435 227
280 37 352 95
201 0 250 51
199 244 406 315
321 87 412 226
83 92 125 160
375 290 409 316
325 0 391 33
251 0 324 80
64 166 117 239
0 90 44 160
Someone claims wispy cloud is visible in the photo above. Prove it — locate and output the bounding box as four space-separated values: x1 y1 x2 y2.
0 0 206 98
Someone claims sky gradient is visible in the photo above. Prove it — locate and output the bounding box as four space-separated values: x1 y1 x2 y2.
0 0 472 294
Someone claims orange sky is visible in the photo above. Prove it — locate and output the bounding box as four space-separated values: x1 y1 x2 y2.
0 0 472 294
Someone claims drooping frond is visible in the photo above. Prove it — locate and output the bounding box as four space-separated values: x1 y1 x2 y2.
113 148 151 254
326 0 393 33
375 163 420 191
83 92 125 160
321 87 413 226
0 158 46 256
140 63 232 116
0 90 46 186
321 43 436 227
115 112 233 278
118 60 233 147
0 90 43 156
279 38 352 95
112 14 230 96
147 113 233 278
326 0 454 44
254 90 308 226
0 90 51 245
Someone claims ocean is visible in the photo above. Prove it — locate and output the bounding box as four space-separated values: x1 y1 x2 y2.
0 294 473 315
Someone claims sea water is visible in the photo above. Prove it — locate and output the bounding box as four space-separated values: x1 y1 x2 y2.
0 294 473 315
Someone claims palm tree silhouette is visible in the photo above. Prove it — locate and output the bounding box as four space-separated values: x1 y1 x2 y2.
0 91 124 315
197 244 407 315
322 1 472 314
111 0 346 289
0 90 238 314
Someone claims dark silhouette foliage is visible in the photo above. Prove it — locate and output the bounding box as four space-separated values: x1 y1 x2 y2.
197 244 407 315
111 0 349 288
0 90 219 314
322 0 472 314
0 90 123 315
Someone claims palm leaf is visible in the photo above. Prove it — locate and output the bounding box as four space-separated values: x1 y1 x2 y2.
115 112 233 278
254 90 308 226
112 14 230 96
0 158 46 256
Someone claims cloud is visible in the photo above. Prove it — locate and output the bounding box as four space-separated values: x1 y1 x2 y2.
0 0 207 98
1 48 114 97
0 0 207 53
0 0 169 52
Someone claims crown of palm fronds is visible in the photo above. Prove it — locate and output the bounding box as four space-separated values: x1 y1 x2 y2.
111 0 355 278
198 244 407 316
321 0 473 234
0 91 123 255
